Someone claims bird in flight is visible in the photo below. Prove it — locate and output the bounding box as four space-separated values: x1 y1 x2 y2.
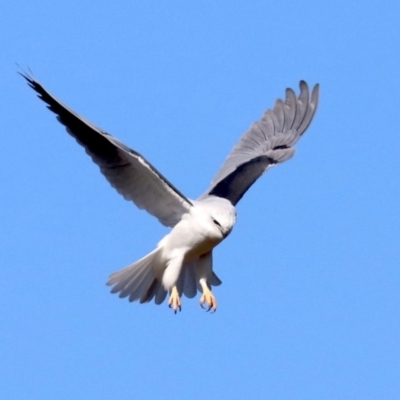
21 73 319 313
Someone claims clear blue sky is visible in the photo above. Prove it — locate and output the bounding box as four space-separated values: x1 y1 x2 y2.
1 1 399 399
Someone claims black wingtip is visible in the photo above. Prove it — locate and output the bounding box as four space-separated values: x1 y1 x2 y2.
16 64 34 82
17 69 39 94
17 67 49 103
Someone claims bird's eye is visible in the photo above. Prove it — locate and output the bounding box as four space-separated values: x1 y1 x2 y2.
212 218 222 228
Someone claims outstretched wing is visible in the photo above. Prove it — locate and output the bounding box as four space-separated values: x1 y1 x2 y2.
201 81 319 205
21 73 192 227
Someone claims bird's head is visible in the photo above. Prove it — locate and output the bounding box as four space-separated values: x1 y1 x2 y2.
199 196 237 239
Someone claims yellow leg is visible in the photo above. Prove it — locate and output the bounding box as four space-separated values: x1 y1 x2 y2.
168 286 181 313
199 279 217 312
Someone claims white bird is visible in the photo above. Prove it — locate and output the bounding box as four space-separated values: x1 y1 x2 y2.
21 73 319 313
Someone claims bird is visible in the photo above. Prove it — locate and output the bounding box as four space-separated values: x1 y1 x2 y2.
21 72 319 313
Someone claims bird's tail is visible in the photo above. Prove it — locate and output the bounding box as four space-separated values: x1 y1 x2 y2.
106 248 168 304
106 249 223 306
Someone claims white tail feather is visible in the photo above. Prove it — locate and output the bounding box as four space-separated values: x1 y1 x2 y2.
107 249 222 305
106 248 163 303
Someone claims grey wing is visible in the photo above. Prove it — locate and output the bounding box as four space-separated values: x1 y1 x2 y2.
201 81 319 205
21 73 192 227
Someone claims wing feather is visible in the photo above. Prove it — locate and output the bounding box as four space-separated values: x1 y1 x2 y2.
202 81 319 205
21 73 192 227
283 88 297 130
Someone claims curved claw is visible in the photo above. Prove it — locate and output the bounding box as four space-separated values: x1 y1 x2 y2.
200 302 211 312
169 303 181 314
199 291 217 313
168 286 181 314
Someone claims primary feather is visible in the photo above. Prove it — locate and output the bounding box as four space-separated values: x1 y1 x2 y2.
203 81 319 205
20 73 192 227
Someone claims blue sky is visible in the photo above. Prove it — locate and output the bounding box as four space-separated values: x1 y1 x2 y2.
1 1 399 399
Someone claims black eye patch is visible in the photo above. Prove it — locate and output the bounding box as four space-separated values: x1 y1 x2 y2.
212 218 222 228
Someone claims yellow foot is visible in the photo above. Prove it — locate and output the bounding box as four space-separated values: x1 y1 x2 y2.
199 281 217 313
168 286 181 314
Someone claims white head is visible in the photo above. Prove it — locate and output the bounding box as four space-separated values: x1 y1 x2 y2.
196 196 237 239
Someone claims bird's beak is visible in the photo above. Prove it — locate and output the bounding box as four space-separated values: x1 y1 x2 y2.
223 229 231 239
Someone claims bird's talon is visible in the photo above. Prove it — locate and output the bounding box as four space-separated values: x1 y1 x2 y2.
199 290 217 313
168 286 181 313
